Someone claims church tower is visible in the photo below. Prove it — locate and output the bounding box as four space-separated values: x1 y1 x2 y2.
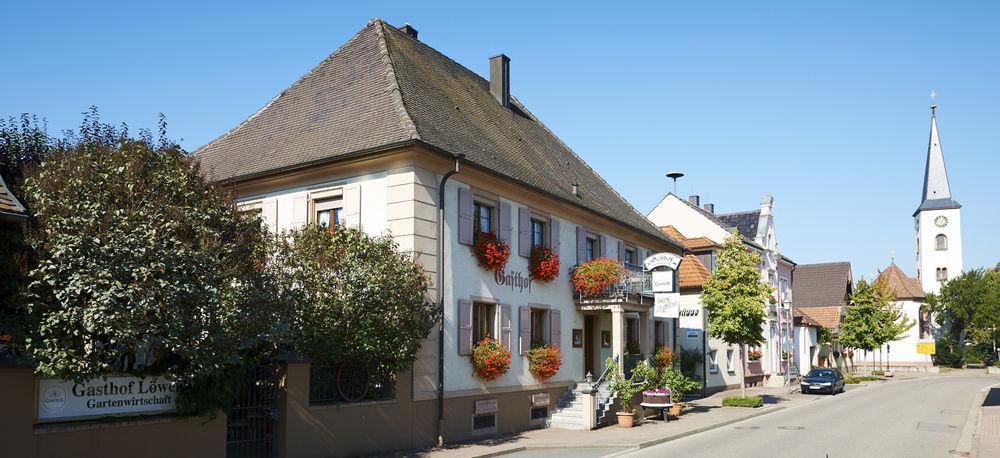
914 98 962 294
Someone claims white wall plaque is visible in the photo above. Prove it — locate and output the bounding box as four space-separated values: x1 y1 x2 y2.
653 293 680 318
643 252 682 271
651 270 675 293
36 375 176 422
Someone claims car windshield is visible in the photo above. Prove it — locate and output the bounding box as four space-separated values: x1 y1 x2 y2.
807 370 835 378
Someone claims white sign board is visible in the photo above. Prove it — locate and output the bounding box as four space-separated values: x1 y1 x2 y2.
37 375 176 422
679 304 703 331
650 270 675 293
653 293 680 318
643 252 682 271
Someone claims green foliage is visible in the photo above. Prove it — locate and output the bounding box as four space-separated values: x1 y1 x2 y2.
660 363 700 401
929 267 1000 363
605 357 654 414
1 113 52 197
844 376 877 384
22 133 281 416
872 370 885 376
721 395 763 408
678 346 701 377
816 326 832 345
702 232 770 348
272 225 438 374
933 332 964 368
839 277 913 360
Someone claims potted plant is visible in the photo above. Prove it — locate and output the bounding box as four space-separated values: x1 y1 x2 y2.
571 258 624 295
528 343 562 382
604 357 652 428
642 388 672 406
747 350 762 361
472 232 510 272
662 363 700 416
781 351 790 360
471 337 511 381
529 245 560 282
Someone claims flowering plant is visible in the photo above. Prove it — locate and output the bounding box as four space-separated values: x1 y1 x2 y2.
472 232 510 271
528 344 562 381
570 257 624 295
747 350 763 361
529 245 560 282
653 346 674 369
471 337 511 381
643 388 672 395
781 351 790 360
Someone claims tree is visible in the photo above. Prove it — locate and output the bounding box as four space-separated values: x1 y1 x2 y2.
22 120 282 415
701 232 771 397
271 224 439 376
871 277 915 371
928 269 989 364
839 278 882 374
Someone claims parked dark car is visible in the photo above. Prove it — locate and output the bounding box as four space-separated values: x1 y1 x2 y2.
800 368 845 394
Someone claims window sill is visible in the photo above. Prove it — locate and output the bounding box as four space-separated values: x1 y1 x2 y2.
309 398 397 411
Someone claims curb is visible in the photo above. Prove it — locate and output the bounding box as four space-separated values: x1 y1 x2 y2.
957 382 1000 457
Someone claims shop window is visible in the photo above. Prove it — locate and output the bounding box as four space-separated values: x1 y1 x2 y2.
473 302 497 344
315 198 343 228
474 201 494 235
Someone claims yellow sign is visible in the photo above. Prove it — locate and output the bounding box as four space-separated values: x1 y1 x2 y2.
916 341 936 355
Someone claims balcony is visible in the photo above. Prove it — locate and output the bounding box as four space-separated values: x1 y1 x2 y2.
574 263 654 307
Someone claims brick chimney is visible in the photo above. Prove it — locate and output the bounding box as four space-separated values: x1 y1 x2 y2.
490 54 510 108
688 195 700 206
704 203 715 214
398 23 418 40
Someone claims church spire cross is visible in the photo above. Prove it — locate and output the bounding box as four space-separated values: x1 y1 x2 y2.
914 95 959 216
930 90 937 116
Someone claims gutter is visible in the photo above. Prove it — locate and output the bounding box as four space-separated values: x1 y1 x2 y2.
436 153 464 446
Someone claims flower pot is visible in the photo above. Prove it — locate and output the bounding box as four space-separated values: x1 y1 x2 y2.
616 412 635 428
642 393 670 405
668 404 683 416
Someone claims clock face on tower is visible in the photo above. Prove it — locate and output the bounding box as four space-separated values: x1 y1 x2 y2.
934 215 949 228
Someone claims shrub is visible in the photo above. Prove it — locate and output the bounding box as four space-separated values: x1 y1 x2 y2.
472 232 510 271
528 245 560 282
528 344 561 381
661 364 700 402
873 370 885 376
933 334 964 368
845 375 878 384
605 357 654 414
273 225 438 374
626 341 642 355
652 346 674 369
471 337 511 381
571 258 624 295
722 395 763 408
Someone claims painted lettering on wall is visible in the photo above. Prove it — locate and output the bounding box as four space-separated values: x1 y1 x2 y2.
494 269 533 294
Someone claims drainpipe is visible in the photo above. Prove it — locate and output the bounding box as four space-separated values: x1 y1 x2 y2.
436 153 464 447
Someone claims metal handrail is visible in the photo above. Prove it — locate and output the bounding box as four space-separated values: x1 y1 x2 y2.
591 355 619 392
574 263 654 303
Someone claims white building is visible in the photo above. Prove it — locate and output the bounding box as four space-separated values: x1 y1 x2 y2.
876 264 934 367
914 101 963 295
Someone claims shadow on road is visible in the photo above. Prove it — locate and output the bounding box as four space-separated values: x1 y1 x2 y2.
983 387 1000 407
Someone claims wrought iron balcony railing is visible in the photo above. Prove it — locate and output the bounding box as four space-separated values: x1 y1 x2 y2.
574 263 654 304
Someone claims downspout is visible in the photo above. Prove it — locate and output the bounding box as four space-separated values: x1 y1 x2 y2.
436 154 464 447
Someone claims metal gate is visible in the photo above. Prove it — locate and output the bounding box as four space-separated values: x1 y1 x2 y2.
227 364 279 458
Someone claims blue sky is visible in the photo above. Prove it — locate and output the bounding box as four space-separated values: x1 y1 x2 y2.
3 1 998 280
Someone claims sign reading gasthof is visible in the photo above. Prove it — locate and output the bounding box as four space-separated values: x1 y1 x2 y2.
37 375 176 422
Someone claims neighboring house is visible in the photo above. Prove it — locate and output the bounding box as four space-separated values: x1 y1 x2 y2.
791 310 822 375
649 193 796 390
791 262 853 369
0 175 27 223
195 19 683 454
876 263 933 367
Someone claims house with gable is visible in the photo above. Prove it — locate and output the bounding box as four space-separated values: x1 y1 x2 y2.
195 19 684 454
648 193 796 391
875 263 934 369
791 262 853 370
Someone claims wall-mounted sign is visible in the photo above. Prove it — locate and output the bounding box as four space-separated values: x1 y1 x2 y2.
651 271 675 293
494 269 532 294
653 293 680 318
643 252 682 271
531 393 550 407
475 399 498 414
572 329 583 348
679 305 703 331
36 375 176 422
916 340 936 355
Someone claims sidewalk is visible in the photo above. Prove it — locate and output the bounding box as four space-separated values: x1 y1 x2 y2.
971 386 1000 457
420 385 816 458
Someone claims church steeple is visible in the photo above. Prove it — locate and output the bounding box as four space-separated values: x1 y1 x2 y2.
914 96 961 217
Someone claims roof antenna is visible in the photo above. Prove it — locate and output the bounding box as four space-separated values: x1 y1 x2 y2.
666 170 685 194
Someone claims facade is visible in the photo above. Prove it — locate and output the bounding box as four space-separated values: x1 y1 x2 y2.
195 19 682 453
876 264 933 366
914 102 962 295
791 311 821 375
648 194 796 390
791 262 853 369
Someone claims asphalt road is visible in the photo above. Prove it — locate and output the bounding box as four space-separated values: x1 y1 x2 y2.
629 373 997 458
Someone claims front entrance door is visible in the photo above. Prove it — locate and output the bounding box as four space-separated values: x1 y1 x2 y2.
584 315 595 377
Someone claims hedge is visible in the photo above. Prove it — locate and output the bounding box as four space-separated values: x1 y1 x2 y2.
722 395 763 408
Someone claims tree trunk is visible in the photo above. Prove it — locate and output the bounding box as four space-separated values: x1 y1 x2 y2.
871 350 876 376
740 348 746 398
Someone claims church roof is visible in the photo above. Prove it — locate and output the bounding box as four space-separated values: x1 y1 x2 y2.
915 105 960 216
876 263 925 301
194 19 679 248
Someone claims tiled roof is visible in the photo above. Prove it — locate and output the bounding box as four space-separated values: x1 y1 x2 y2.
0 175 26 220
195 19 680 248
876 264 925 300
685 237 717 250
667 194 764 250
659 226 686 244
795 306 842 330
716 210 761 242
793 309 821 327
679 254 710 289
792 262 852 308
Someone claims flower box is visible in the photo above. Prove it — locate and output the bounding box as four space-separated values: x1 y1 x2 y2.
641 388 672 407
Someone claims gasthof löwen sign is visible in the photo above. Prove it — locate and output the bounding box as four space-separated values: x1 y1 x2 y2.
36 375 177 422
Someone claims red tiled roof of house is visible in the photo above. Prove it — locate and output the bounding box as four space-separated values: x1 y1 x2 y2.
876 263 925 300
795 306 843 331
679 254 710 289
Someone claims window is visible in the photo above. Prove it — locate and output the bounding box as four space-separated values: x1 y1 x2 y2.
531 309 548 347
531 219 546 248
624 246 637 266
726 349 735 372
936 234 948 251
709 350 718 373
315 198 343 228
531 406 548 420
936 267 948 282
585 237 597 261
474 202 493 235
473 302 496 344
